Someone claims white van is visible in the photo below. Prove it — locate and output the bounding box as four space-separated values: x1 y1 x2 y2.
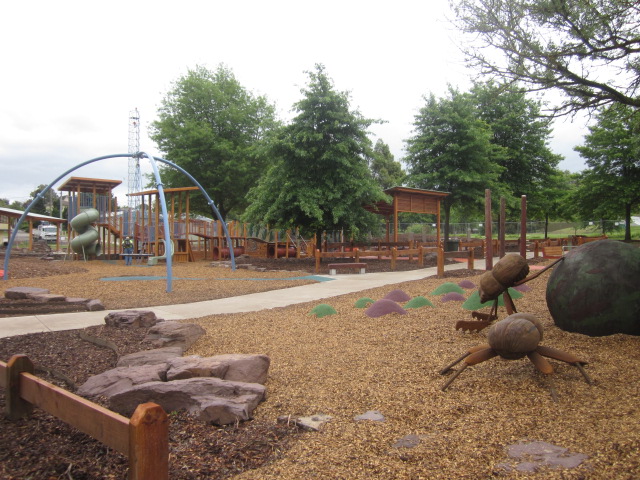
36 224 58 242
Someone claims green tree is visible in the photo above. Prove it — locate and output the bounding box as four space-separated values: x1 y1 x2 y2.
26 185 59 218
150 64 278 218
451 0 640 115
471 81 562 215
404 87 504 242
243 64 388 240
531 170 577 238
369 139 405 189
573 104 640 241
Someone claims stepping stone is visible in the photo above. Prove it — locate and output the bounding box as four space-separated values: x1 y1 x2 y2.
354 410 385 422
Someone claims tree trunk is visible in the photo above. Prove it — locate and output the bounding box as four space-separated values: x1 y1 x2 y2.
443 204 451 245
624 203 632 242
544 213 549 240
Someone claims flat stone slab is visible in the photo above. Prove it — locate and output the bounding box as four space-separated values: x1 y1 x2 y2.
496 441 589 472
392 434 421 449
30 293 66 303
5 287 50 299
354 410 386 422
277 414 332 431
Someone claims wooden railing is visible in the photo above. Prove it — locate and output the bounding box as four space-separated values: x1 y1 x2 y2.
314 246 474 277
1 355 168 480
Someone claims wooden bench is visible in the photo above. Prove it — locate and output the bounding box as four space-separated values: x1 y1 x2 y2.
328 263 367 275
542 246 564 259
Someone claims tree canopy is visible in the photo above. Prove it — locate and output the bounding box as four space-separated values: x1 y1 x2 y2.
369 139 405 189
150 64 278 218
450 0 640 115
404 87 503 241
243 64 388 239
471 81 562 213
573 103 640 241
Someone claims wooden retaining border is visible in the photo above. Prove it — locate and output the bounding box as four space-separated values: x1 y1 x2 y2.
315 247 474 278
1 354 168 480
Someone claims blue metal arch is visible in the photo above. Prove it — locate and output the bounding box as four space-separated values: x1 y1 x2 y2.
2 153 236 291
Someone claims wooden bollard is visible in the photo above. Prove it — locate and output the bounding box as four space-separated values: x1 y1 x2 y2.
6 354 34 420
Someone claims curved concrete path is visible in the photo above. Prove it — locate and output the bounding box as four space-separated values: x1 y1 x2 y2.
0 257 520 339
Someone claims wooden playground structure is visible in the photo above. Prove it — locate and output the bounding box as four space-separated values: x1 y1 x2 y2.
57 177 315 262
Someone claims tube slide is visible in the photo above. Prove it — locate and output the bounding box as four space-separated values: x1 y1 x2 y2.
148 238 174 266
70 208 101 256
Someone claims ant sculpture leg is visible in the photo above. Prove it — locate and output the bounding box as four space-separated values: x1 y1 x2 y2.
534 345 593 385
439 345 497 391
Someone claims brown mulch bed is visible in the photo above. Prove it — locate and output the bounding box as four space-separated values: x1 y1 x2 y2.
1 254 640 479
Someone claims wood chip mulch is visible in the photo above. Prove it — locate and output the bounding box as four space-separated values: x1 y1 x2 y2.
1 254 640 479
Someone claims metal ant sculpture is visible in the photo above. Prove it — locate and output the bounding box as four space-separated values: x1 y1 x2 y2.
443 254 592 398
440 312 592 397
455 254 564 332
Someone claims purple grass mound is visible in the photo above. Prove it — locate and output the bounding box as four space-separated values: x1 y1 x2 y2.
514 284 531 292
458 280 476 289
365 299 407 318
383 289 411 302
441 292 466 302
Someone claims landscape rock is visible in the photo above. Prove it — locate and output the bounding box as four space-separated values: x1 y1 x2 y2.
208 353 270 384
165 353 270 384
354 410 386 422
104 310 159 328
116 346 184 367
5 286 49 299
166 355 229 381
85 299 106 311
29 293 66 302
144 321 205 349
77 364 167 397
108 377 267 425
277 414 332 431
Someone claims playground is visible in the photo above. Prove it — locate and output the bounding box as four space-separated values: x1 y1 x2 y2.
1 252 640 479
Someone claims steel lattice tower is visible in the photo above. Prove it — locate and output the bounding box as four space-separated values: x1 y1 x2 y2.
127 108 142 210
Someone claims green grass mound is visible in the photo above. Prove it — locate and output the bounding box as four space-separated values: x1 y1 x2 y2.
404 296 435 309
462 288 523 310
310 304 338 318
354 297 375 308
431 282 465 295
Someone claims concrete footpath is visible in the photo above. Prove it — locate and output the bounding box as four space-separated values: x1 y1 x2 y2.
0 258 512 339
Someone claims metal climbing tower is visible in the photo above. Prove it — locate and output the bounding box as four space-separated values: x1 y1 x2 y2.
127 108 142 210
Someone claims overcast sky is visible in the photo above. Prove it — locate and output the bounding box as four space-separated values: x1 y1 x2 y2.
1 0 589 207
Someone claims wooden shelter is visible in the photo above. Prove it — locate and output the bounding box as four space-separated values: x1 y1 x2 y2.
0 207 67 251
365 186 449 244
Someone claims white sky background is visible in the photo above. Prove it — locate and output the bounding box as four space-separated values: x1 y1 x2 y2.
0 0 587 207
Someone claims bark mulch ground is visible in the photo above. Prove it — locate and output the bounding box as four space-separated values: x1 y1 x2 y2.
1 253 639 479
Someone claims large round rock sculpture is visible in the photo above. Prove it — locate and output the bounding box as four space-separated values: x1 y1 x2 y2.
546 240 640 336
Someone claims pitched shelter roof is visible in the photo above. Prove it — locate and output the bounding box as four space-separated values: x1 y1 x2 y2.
57 177 122 194
365 186 449 217
0 207 66 224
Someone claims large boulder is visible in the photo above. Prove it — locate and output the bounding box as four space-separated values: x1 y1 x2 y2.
144 321 205 350
165 354 270 384
76 364 167 397
117 346 184 367
108 377 267 425
546 240 640 336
